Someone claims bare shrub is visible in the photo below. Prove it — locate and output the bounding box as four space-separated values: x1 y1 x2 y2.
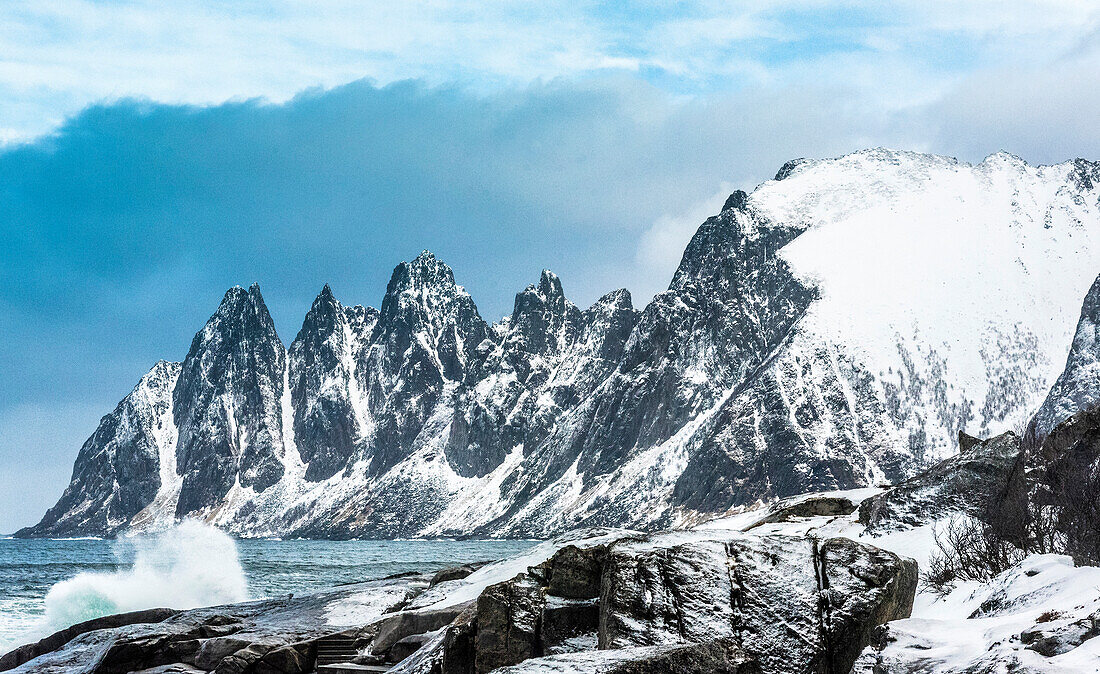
1046 449 1100 566
923 516 1026 596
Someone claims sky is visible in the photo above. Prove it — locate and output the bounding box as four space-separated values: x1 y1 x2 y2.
3 0 1100 533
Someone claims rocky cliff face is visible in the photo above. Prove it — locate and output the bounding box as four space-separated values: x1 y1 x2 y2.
27 361 180 537
1026 274 1100 448
19 149 1100 539
172 284 289 516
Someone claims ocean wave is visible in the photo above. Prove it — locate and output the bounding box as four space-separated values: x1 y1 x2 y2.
43 520 248 630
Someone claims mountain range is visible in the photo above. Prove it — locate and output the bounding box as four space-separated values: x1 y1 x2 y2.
19 148 1100 539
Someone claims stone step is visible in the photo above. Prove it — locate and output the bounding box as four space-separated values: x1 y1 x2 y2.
314 634 361 666
316 664 390 673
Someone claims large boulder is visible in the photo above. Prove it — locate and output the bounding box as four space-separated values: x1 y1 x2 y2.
859 431 1020 531
599 531 915 674
746 495 857 530
0 608 178 672
543 544 609 599
373 603 472 656
431 563 491 587
475 574 546 673
817 538 917 672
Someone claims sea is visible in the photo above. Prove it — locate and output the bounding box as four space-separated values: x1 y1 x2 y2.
0 525 536 654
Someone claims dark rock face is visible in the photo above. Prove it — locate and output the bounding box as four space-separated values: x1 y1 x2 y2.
372 604 471 656
489 201 822 535
859 431 1021 532
0 608 177 672
541 598 599 655
746 495 857 530
391 530 914 674
288 285 371 482
1025 273 1100 448
430 563 490 587
599 532 915 674
816 538 918 674
475 575 546 673
363 251 491 477
30 164 984 539
173 284 287 515
1011 406 1100 564
544 545 607 599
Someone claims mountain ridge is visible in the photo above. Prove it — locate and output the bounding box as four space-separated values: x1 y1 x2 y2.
20 148 1100 539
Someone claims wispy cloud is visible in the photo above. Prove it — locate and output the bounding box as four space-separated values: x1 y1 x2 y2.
1 1 1097 141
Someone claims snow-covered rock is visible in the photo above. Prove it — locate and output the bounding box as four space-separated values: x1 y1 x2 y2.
20 149 1100 539
24 361 180 537
859 431 1022 532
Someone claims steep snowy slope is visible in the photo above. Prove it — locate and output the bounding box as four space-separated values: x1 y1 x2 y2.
1027 273 1100 446
20 149 1100 539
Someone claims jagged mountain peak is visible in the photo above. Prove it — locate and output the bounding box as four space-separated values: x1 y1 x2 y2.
208 283 274 331
506 269 581 358
378 250 478 323
721 189 749 212
669 194 801 294
515 269 568 311
293 284 348 346
536 269 564 299
307 283 341 315
174 280 287 516
391 249 456 288
1072 158 1100 191
378 250 481 318
981 149 1027 166
591 287 633 311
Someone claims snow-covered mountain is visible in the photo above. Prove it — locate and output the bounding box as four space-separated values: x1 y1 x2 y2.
20 148 1100 539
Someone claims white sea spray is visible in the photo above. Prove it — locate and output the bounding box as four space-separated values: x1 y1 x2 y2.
42 520 247 630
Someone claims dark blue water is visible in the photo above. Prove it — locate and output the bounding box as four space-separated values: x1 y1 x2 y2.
0 535 536 653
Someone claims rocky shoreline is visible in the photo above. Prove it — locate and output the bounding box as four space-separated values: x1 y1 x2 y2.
0 518 917 674
8 419 1100 673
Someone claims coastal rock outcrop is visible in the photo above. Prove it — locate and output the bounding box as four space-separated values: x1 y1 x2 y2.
3 527 916 674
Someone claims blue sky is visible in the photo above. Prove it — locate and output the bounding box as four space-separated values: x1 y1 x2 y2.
2 1 1100 532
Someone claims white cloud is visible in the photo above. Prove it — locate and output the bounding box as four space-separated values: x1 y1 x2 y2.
2 0 1099 141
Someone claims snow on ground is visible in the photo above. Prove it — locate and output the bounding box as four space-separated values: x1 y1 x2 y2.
856 555 1100 673
699 487 1100 672
761 150 1100 447
325 580 423 626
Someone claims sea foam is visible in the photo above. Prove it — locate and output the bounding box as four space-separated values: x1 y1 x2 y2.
43 520 248 629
